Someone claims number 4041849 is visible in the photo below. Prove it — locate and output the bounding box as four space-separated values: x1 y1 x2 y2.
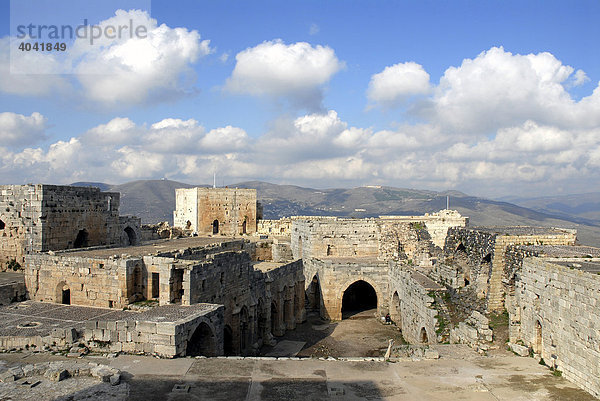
18 42 67 51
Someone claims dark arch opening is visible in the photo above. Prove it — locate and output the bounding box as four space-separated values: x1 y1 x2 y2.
534 320 543 355
420 327 428 344
240 306 249 353
342 280 377 319
270 302 278 336
212 220 219 234
223 325 234 356
186 220 192 229
124 226 136 246
306 275 321 311
56 282 70 305
187 322 216 356
482 253 492 263
257 299 266 342
74 229 89 248
390 291 401 326
242 218 247 234
0 219 5 230
456 243 466 253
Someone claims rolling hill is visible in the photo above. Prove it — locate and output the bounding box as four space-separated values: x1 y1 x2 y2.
72 180 600 246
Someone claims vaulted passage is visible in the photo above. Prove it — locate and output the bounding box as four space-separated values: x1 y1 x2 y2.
186 322 216 357
74 229 89 248
124 226 136 246
341 280 377 319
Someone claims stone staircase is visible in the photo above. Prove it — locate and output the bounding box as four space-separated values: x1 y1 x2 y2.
487 244 506 311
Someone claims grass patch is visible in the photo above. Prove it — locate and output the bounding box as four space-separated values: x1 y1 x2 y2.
488 309 509 329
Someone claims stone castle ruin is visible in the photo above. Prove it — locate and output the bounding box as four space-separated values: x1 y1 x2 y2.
0 184 598 398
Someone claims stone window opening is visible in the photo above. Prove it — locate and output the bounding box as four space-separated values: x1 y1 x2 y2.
212 220 219 234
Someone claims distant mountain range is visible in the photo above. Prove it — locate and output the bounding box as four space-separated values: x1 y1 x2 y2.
71 180 600 246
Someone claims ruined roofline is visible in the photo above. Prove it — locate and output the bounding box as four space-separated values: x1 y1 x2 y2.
465 226 577 236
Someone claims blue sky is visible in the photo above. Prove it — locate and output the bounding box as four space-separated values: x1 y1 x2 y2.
0 0 599 198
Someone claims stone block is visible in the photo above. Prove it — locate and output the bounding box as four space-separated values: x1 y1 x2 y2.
45 368 69 382
509 343 529 357
136 321 157 334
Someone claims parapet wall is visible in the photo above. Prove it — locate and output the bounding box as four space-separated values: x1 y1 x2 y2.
509 258 600 398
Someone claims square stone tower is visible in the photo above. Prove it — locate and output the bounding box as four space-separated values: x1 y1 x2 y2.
174 187 261 236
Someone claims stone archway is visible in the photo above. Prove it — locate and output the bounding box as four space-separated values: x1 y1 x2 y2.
124 226 136 246
306 275 321 312
224 325 234 356
74 229 88 248
534 320 543 355
390 291 402 326
420 327 429 344
212 220 219 234
56 281 70 305
186 321 217 357
341 280 378 319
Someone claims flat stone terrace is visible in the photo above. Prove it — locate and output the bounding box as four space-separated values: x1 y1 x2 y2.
0 301 215 338
472 226 574 236
252 261 289 272
56 237 237 259
553 259 600 273
520 244 600 258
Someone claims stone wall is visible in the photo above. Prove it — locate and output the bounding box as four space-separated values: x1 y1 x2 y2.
84 304 224 357
0 185 141 269
443 227 578 312
388 264 442 344
174 188 259 236
508 258 600 398
257 218 292 236
0 281 27 306
25 254 132 308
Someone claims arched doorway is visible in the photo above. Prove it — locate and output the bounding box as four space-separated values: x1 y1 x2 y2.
56 282 70 305
240 306 249 353
420 327 428 344
186 322 216 356
74 229 88 248
257 299 266 343
341 280 377 319
306 275 321 311
534 320 543 355
270 301 279 336
124 227 136 246
224 325 234 356
390 291 401 326
242 218 247 234
128 264 145 301
212 220 219 234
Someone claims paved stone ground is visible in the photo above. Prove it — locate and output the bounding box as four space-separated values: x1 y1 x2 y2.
0 272 24 286
0 348 595 400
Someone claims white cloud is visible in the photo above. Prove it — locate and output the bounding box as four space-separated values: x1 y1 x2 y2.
225 39 344 109
0 10 212 107
0 112 47 146
367 62 431 107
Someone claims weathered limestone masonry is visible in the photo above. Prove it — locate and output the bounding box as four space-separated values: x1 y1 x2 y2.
508 257 600 398
443 227 577 312
380 209 468 249
257 218 293 236
23 237 304 356
304 257 390 320
85 304 224 358
0 184 141 269
292 213 463 327
173 187 262 236
388 263 444 344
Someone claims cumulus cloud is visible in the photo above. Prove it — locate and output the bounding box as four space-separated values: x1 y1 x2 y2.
367 62 431 107
0 10 212 107
225 39 344 109
0 112 47 146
